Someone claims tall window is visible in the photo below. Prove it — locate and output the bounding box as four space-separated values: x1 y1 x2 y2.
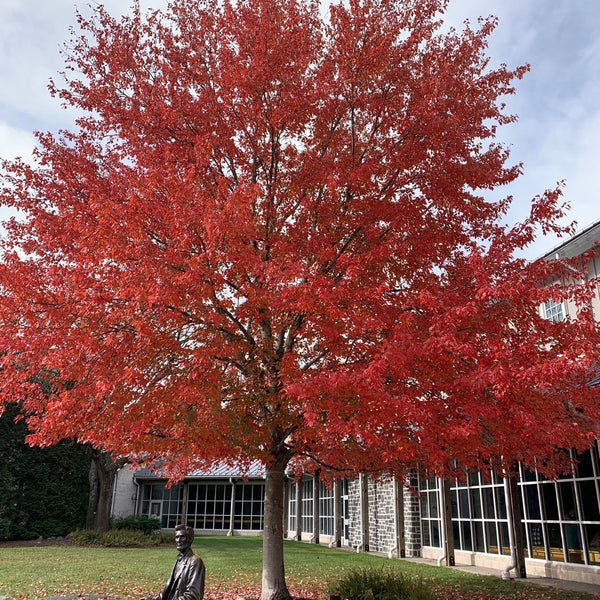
186 483 231 530
420 475 440 548
319 481 335 536
288 482 297 532
301 478 313 534
520 444 600 565
450 469 509 555
140 482 183 528
233 483 264 530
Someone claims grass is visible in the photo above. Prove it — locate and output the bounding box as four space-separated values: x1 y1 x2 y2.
0 537 598 600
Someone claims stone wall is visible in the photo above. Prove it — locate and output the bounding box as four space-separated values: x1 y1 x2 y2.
345 473 422 557
403 471 422 557
347 478 361 549
367 478 397 554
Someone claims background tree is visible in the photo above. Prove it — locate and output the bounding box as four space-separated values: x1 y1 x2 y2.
0 404 89 540
1 1 599 598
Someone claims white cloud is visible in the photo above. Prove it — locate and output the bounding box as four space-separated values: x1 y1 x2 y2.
0 122 35 162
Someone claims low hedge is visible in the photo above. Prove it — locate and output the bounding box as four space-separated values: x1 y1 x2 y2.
329 566 436 600
72 528 172 547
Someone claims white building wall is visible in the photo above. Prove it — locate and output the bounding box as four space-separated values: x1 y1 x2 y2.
111 465 137 518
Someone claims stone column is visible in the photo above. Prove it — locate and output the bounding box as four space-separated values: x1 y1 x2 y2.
311 471 320 544
403 470 422 558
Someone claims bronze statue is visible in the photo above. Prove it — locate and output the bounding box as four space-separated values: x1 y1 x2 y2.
142 524 205 600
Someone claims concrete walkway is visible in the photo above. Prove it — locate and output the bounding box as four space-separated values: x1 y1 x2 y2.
403 556 600 596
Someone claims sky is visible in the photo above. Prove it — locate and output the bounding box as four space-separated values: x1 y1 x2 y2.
1 0 599 259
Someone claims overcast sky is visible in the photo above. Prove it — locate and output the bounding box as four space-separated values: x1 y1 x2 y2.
1 0 599 259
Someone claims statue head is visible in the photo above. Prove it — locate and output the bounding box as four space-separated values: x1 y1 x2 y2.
175 524 194 552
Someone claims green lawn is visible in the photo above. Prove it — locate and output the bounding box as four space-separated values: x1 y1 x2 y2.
0 537 598 600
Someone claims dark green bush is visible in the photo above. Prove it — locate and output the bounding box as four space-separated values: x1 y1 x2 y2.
111 515 161 534
72 527 171 547
329 566 436 600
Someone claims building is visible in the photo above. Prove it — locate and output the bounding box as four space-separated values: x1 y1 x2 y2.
112 220 600 586
111 461 266 535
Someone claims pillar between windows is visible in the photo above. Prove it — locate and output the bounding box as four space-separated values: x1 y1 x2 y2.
311 471 320 544
295 479 302 541
331 478 342 548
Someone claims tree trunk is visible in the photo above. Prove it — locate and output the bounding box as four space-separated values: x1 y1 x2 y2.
86 459 100 530
261 452 292 600
84 448 125 532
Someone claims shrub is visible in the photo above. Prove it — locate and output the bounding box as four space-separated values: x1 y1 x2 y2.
111 515 161 534
101 529 160 547
72 528 103 546
71 527 171 547
328 566 436 600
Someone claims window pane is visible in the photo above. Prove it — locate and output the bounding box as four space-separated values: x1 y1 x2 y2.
471 489 482 519
495 487 507 519
485 522 498 553
547 523 564 562
523 485 541 520
461 521 473 551
579 481 600 520
474 521 484 552
528 523 544 559
586 525 600 565
541 484 559 520
482 488 495 519
575 448 595 478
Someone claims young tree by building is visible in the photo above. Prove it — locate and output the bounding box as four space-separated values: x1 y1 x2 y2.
1 1 599 598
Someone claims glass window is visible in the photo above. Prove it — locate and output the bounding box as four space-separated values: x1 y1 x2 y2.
522 484 541 519
234 483 265 530
541 483 559 520
140 482 183 528
575 448 596 478
187 483 231 530
319 482 335 536
495 486 507 519
450 490 458 519
546 523 564 562
544 298 564 322
528 523 545 559
419 477 441 548
460 521 473 551
458 489 470 518
482 487 495 519
288 481 297 532
471 488 482 519
301 478 313 534
474 521 485 553
586 525 600 565
579 480 600 521
485 521 498 554
558 482 577 519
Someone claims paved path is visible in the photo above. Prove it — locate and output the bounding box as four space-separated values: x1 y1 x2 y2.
403 556 600 596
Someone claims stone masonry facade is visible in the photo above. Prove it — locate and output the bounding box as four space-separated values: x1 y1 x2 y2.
345 474 422 556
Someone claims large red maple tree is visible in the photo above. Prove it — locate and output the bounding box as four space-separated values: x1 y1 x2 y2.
1 1 599 598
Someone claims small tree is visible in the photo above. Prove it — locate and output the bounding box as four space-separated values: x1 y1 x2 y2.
1 1 599 598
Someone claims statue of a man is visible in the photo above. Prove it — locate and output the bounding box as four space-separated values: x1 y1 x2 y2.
142 524 205 600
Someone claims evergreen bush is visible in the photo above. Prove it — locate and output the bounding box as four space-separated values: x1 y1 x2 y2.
71 527 171 547
0 404 89 540
111 515 161 534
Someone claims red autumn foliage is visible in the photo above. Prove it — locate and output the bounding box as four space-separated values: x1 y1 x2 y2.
1 1 599 599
